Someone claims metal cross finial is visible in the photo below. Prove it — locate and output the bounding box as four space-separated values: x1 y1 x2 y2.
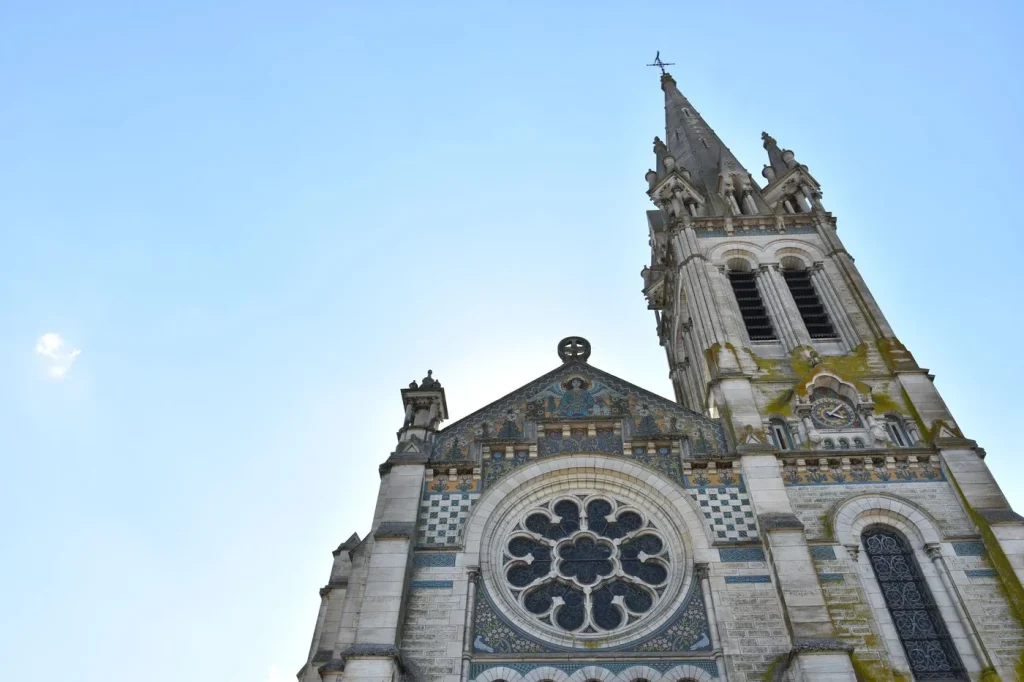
646 51 674 75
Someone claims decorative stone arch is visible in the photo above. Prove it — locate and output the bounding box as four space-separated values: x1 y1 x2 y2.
460 454 715 650
659 664 717 682
610 664 663 682
830 493 983 678
474 667 524 682
797 370 860 406
462 455 715 563
830 492 942 549
520 667 571 682
761 240 825 269
707 242 762 270
566 666 617 682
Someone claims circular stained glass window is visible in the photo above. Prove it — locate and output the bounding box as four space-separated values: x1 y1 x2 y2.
501 495 670 635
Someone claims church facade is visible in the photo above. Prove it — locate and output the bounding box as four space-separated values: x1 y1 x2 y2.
297 72 1024 682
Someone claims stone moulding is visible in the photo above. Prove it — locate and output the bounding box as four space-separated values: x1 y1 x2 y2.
373 522 415 539
318 579 349 596
758 512 804 530
341 643 402 661
976 508 1024 524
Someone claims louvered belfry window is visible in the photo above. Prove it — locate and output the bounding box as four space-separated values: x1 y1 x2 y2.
729 271 776 341
782 268 837 339
862 527 967 680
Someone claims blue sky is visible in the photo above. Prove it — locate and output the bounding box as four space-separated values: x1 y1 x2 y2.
1 2 1022 681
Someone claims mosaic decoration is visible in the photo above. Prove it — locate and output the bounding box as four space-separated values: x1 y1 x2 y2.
719 547 765 563
537 429 622 456
418 488 481 547
781 459 944 486
429 363 727 463
468 660 719 680
964 569 998 578
725 575 771 584
410 580 454 589
810 546 838 561
863 528 967 680
472 577 711 654
413 553 457 567
952 542 986 557
818 573 844 582
683 468 740 488
684 475 758 542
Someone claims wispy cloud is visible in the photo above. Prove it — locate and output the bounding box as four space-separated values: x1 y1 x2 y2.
34 332 81 379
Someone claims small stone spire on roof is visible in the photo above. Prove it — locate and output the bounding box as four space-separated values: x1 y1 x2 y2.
761 131 796 182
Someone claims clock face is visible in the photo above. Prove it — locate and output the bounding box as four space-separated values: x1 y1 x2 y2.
810 396 857 429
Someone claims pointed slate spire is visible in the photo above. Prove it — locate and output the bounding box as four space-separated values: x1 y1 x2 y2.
660 72 751 216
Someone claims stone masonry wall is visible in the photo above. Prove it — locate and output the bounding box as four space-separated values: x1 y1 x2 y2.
787 481 974 541
401 558 466 682
710 557 790 682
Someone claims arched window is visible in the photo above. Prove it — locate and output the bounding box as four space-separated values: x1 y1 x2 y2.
781 263 837 340
728 261 776 341
768 418 793 451
885 415 912 447
862 526 967 679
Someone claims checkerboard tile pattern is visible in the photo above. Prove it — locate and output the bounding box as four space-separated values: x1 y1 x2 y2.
418 492 480 546
689 486 758 542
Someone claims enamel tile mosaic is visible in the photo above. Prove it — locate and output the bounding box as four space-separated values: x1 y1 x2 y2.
429 363 727 463
413 553 457 567
952 542 986 557
683 473 758 543
810 545 837 561
472 578 711 654
418 478 481 547
780 458 944 486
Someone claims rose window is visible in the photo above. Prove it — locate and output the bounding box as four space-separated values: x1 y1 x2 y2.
502 496 670 634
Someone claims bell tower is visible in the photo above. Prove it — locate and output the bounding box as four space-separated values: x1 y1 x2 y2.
642 70 938 451
641 68 1024 680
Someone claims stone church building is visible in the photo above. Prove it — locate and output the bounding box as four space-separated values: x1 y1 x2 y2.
297 71 1024 681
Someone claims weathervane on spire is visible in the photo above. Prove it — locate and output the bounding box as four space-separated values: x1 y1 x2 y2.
646 51 674 75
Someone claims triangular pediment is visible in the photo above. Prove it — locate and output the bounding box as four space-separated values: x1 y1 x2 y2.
429 361 728 461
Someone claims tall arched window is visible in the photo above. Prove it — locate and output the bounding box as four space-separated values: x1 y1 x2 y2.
862 526 967 679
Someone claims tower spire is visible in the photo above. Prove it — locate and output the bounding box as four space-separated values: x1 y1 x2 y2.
658 72 753 217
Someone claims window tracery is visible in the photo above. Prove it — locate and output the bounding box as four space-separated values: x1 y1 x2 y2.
502 495 670 635
862 526 967 679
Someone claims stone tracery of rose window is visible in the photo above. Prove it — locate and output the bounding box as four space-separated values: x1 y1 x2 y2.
502 496 669 633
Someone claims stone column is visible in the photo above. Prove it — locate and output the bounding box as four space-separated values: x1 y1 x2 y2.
696 563 728 681
926 544 991 672
756 265 800 350
808 263 858 348
460 569 480 682
765 265 812 348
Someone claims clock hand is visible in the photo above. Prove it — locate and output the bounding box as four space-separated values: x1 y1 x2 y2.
825 406 844 419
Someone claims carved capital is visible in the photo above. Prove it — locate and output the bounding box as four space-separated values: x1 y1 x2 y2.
695 562 710 581
925 543 943 561
844 543 860 562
